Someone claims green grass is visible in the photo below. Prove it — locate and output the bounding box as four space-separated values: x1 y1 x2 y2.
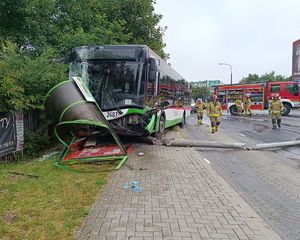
0 158 113 240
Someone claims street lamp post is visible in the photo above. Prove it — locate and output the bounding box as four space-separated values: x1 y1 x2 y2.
219 63 232 85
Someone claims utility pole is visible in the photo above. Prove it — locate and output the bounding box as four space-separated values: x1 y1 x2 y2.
219 63 232 85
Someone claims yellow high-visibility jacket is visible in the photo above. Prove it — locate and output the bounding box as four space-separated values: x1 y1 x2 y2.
235 99 242 108
245 99 251 108
196 102 206 113
207 102 222 117
269 100 284 114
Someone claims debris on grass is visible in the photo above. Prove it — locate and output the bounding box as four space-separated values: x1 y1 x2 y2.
8 171 39 178
38 151 61 161
3 212 19 223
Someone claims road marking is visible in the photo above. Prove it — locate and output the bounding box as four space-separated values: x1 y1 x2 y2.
203 158 211 164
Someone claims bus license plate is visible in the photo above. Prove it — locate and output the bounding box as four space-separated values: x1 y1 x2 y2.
106 111 120 120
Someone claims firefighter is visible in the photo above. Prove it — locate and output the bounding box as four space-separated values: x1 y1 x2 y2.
176 97 184 107
244 95 252 116
207 95 222 134
195 98 205 125
235 95 243 116
269 94 284 130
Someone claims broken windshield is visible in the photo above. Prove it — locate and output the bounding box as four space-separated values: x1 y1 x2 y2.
70 61 145 110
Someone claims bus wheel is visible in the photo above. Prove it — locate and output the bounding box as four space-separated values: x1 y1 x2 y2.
282 103 291 116
229 105 238 115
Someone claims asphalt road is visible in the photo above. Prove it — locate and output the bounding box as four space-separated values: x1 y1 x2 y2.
185 111 300 240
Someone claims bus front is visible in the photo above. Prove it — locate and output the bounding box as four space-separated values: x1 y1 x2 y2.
68 45 152 136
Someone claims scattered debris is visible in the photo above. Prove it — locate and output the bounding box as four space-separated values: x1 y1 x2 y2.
38 151 60 161
0 187 8 193
125 164 135 170
122 180 141 192
139 168 148 171
140 136 161 145
3 212 19 223
8 171 39 179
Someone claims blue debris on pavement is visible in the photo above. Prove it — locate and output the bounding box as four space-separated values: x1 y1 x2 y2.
122 180 141 192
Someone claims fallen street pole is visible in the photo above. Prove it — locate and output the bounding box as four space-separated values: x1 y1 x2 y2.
163 138 246 149
253 140 300 150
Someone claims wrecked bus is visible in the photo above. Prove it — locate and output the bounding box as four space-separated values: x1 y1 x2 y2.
68 45 191 136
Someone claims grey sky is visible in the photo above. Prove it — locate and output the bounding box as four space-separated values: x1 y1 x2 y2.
154 0 300 84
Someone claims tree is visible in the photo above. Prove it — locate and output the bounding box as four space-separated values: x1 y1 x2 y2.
192 87 210 102
0 41 67 112
0 0 167 58
97 0 168 59
240 73 260 83
240 71 291 83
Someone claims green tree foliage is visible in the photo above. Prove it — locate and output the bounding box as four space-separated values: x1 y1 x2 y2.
240 71 291 83
192 87 210 101
0 0 167 58
98 0 168 59
0 42 67 112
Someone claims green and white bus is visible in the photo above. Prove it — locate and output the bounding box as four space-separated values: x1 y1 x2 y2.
69 45 191 136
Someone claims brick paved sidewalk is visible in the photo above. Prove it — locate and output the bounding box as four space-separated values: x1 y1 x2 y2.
76 145 281 240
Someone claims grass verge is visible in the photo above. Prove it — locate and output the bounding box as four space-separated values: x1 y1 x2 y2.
0 158 113 240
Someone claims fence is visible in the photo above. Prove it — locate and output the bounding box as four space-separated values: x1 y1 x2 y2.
0 111 41 162
24 111 40 132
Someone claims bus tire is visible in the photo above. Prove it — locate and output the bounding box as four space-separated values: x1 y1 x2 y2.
229 105 238 115
282 103 291 116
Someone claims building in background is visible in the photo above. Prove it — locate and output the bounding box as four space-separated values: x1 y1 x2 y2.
191 80 224 92
191 80 224 102
292 39 300 82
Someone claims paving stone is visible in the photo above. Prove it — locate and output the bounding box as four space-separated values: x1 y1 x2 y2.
76 145 281 240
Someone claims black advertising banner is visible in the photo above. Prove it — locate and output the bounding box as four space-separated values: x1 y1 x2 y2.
0 113 17 157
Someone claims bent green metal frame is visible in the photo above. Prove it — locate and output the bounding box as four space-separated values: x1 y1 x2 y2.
54 119 128 170
45 79 128 170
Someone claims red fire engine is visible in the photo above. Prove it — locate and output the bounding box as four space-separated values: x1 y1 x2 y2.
214 81 300 116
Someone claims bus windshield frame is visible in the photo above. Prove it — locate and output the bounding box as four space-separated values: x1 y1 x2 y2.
69 60 145 111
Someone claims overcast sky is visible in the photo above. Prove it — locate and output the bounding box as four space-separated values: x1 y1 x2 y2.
154 0 300 84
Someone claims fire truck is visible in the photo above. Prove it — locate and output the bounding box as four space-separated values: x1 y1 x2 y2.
214 81 300 116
